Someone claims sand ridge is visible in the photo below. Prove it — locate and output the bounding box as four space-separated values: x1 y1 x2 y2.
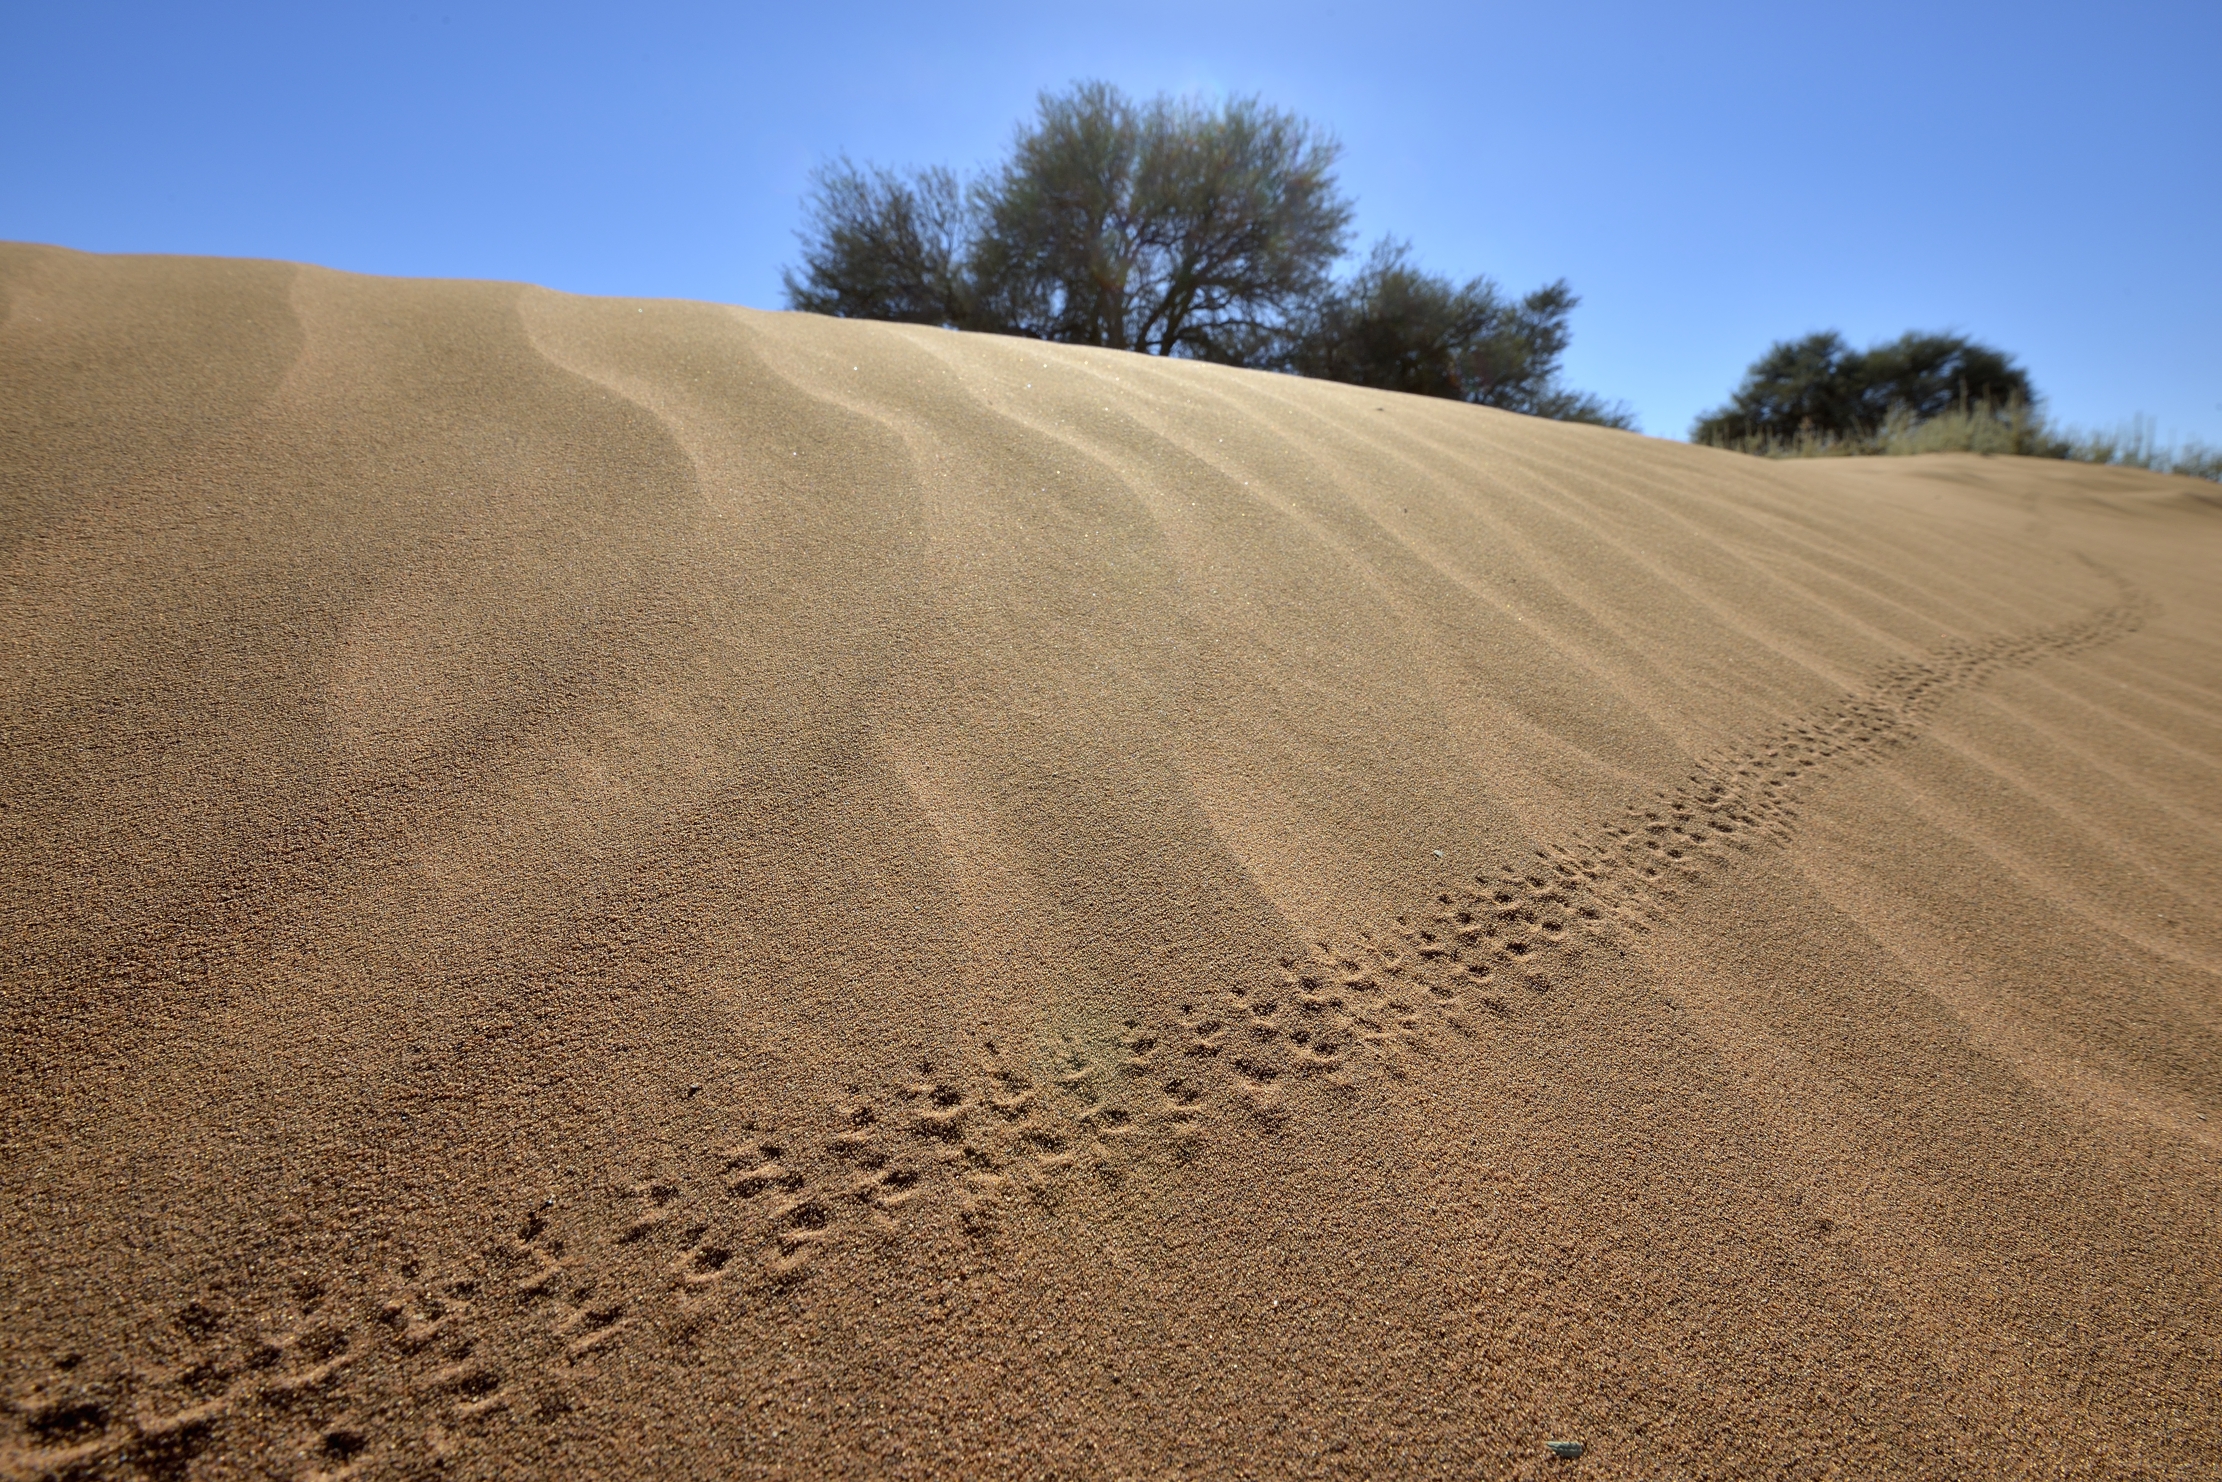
2 243 2218 1478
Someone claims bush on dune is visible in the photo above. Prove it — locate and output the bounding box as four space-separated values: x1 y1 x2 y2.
1691 330 2035 450
1285 240 1634 428
1695 330 2221 482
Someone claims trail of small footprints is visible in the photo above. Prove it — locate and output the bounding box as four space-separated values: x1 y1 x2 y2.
1296 584 2156 1046
1 590 2148 1478
0 1050 1156 1477
1252 588 2148 1145
0 1276 385 1482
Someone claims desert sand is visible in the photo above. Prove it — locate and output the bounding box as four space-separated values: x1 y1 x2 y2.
2 242 2218 1479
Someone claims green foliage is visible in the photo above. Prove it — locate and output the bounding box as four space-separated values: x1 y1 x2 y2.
780 160 974 328
1284 240 1633 426
1692 330 2036 448
971 83 1353 359
784 82 1350 357
783 82 1628 427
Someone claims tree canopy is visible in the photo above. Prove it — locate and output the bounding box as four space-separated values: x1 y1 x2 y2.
1286 240 1633 426
970 83 1352 360
783 82 1627 426
780 162 974 328
1692 331 2037 447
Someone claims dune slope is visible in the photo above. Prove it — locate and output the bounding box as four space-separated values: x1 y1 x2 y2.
3 243 2219 1479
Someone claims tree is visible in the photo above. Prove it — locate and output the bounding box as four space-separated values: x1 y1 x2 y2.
780 159 975 328
1693 330 2037 447
970 83 1353 360
783 83 1350 356
1858 332 2033 421
1285 240 1635 427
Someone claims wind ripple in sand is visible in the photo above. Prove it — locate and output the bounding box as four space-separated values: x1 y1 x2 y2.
7 588 2152 1482
5 246 2217 1480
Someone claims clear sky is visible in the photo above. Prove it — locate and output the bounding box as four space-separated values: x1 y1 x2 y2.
6 0 2216 443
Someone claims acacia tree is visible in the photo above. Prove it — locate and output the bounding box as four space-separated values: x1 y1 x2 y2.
1285 240 1634 426
970 83 1352 360
1693 330 2037 446
780 160 974 327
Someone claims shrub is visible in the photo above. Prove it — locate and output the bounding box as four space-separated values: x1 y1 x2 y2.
1284 240 1632 426
1692 331 2036 448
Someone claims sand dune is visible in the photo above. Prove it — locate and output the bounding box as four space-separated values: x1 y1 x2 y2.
2 242 2218 1479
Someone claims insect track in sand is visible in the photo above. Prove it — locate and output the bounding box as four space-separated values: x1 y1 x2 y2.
1323 581 2157 1041
0 1275 390 1482
9 586 2145 1478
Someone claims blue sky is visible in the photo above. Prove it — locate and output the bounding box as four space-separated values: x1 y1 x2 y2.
5 1 2216 442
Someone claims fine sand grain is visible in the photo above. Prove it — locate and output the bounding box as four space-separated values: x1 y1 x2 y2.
2 243 2218 1479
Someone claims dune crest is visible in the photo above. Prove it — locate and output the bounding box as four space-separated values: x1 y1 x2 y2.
3 243 2218 1478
